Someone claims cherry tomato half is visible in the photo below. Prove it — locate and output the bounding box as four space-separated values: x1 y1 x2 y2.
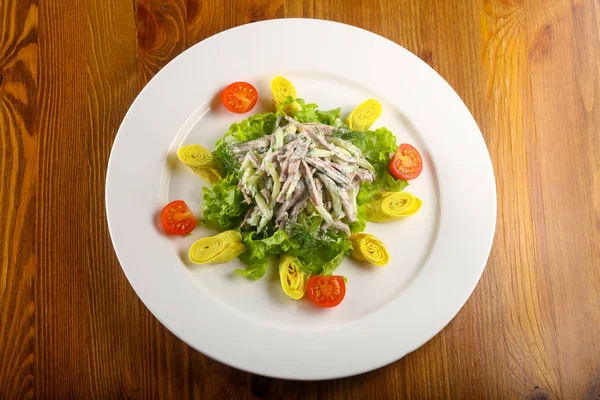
160 200 197 235
221 81 258 113
307 276 346 308
389 143 423 180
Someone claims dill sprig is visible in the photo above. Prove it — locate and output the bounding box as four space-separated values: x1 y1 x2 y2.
332 129 369 149
212 144 240 176
286 220 336 259
287 222 319 255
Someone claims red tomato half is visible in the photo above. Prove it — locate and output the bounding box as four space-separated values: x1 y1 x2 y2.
221 81 258 113
389 143 423 180
160 200 197 235
307 276 346 308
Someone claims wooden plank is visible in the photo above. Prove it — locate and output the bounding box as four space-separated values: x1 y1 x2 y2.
282 0 314 18
523 0 600 398
34 0 139 397
35 0 92 397
0 0 38 398
85 0 140 397
444 0 562 397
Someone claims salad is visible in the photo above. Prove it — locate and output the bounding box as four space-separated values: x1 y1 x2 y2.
159 77 423 308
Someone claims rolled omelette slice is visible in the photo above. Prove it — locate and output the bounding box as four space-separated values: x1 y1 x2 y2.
279 253 306 300
346 99 382 131
270 76 300 114
362 192 422 222
177 144 222 184
189 230 246 264
349 233 390 266
190 166 221 185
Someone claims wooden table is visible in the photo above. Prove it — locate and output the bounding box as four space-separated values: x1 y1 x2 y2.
1 0 599 398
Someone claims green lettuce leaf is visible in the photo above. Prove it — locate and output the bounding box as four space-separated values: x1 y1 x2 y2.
349 208 368 234
292 98 319 122
293 98 342 126
362 127 398 164
354 127 409 205
321 247 351 276
201 174 248 230
233 257 268 280
235 230 292 280
357 170 408 205
315 108 343 126
234 218 352 279
217 112 278 145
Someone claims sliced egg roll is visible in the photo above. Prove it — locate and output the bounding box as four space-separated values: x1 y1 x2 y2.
349 233 389 266
190 167 222 185
177 144 222 184
362 192 422 222
271 76 300 114
189 230 246 265
346 99 382 131
279 253 306 300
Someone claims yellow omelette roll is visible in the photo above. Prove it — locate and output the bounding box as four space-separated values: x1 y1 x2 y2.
189 230 246 265
270 76 300 114
279 253 306 300
177 144 222 184
190 166 221 185
346 99 382 131
177 144 217 168
271 76 296 107
362 192 422 222
349 233 389 266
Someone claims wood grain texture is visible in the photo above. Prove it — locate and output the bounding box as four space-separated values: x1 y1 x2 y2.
1 0 599 398
523 0 600 398
85 0 140 398
0 0 38 399
136 0 187 87
35 0 92 396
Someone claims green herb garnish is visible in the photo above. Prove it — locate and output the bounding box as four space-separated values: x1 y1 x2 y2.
212 144 240 177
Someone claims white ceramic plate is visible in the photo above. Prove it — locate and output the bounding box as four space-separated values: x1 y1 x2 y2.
106 19 496 380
